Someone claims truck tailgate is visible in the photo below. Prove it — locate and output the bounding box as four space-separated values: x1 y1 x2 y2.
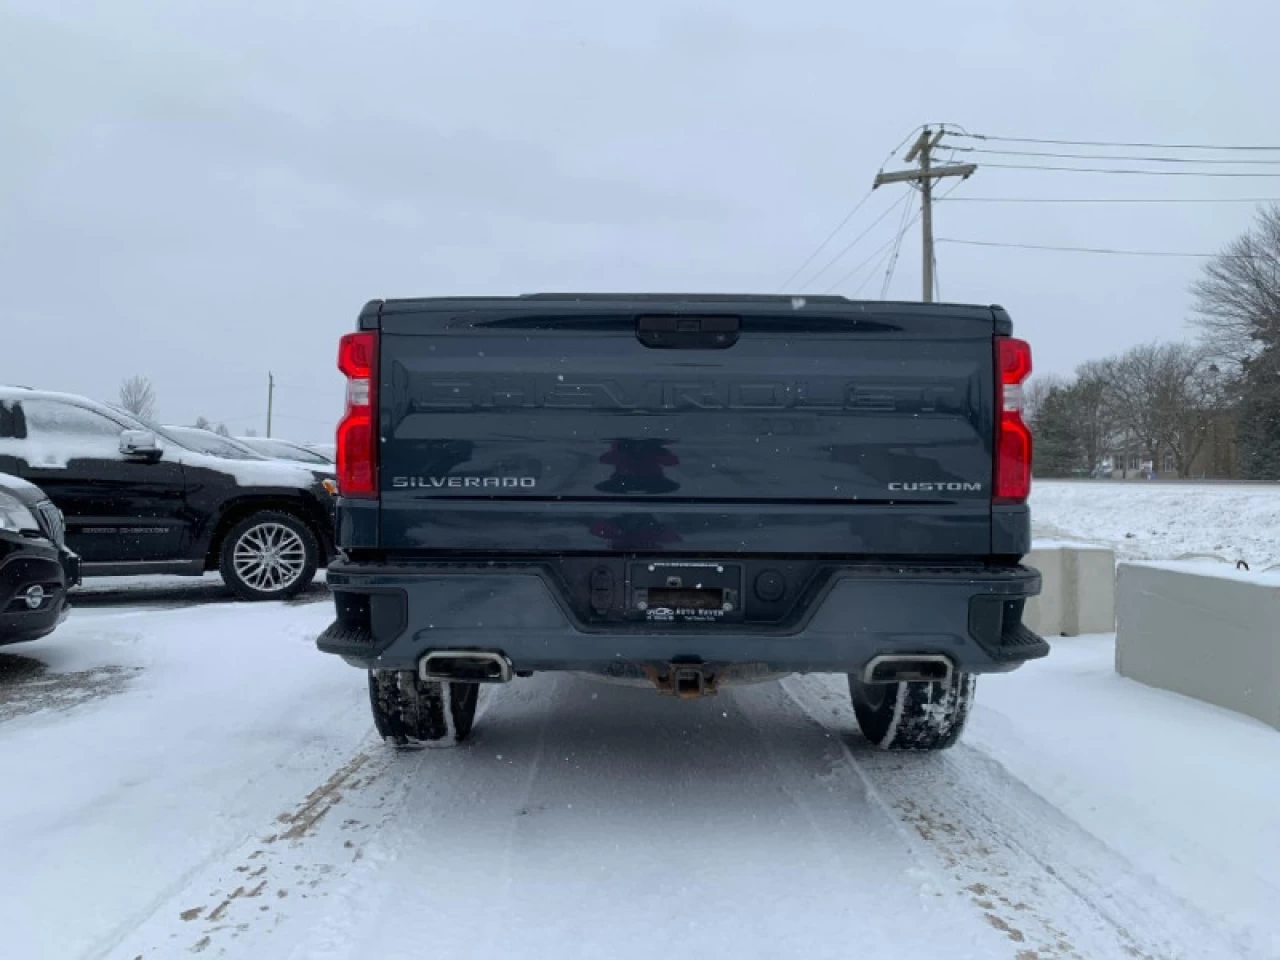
375 298 997 556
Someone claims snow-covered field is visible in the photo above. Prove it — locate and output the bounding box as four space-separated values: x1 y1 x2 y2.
3 484 1279 959
1032 480 1280 569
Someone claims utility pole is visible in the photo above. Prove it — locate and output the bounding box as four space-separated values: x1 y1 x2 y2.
873 127 976 302
266 372 274 438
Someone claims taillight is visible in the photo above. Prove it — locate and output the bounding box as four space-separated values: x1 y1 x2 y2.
994 336 1032 503
337 331 378 497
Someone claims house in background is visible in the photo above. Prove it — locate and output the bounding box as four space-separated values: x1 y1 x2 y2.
1095 412 1238 480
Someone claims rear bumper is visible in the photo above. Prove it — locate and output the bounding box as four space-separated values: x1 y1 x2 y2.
319 559 1046 676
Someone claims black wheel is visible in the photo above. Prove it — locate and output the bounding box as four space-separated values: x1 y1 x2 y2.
219 510 318 601
368 670 479 746
848 672 976 751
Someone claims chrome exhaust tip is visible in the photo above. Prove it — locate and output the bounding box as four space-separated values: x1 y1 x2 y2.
859 654 954 685
420 650 514 684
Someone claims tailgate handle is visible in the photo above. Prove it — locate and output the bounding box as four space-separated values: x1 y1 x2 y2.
636 314 740 349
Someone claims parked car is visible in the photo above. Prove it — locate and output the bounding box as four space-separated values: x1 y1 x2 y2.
319 294 1045 750
1 472 80 645
303 442 336 461
163 426 269 461
235 436 333 465
0 387 335 601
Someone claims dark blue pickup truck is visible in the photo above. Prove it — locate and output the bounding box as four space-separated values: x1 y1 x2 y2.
318 295 1045 751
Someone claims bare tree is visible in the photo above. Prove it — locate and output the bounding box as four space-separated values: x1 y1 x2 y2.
194 416 212 430
1071 359 1118 473
1193 206 1280 477
1107 342 1224 477
118 375 156 420
1106 346 1161 471
214 423 231 437
1027 363 1123 477
1191 204 1280 364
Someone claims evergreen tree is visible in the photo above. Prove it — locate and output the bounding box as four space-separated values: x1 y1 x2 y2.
1032 385 1086 477
1236 348 1280 479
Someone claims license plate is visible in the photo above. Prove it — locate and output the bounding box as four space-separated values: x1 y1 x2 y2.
628 561 742 623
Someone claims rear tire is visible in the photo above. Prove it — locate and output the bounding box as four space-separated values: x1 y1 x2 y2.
368 670 479 746
848 672 975 751
219 510 318 601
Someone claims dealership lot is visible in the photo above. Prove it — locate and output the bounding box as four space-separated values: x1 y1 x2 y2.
0 483 1277 960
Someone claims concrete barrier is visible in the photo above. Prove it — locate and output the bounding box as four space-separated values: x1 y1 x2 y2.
1023 543 1116 637
1116 561 1280 731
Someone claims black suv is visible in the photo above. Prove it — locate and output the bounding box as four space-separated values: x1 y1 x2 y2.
0 387 335 601
1 472 80 645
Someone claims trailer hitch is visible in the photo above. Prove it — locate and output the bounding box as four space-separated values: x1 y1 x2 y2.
644 662 719 699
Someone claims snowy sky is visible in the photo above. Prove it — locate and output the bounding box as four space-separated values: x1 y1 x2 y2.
2 0 1278 440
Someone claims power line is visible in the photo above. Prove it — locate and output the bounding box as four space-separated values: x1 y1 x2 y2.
819 234 900 295
801 193 912 291
945 196 1280 204
884 122 972 165
776 190 875 292
951 146 1280 166
852 243 898 297
822 178 960 296
778 122 972 292
823 201 938 296
979 162 1280 178
930 177 964 298
951 132 1280 152
885 124 930 159
936 237 1260 259
873 127 976 301
880 197 916 297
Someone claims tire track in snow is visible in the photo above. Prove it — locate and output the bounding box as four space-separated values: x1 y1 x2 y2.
183 747 393 956
724 682 904 880
282 674 1007 960
108 734 412 959
80 715 371 960
108 679 526 958
163 690 535 960
279 743 436 960
474 675 558 960
782 674 1249 960
111 670 1250 960
280 679 559 960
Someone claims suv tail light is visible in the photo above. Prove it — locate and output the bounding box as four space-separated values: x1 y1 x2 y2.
337 331 378 497
994 336 1032 503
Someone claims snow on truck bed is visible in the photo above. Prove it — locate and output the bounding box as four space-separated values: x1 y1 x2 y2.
2 588 1279 958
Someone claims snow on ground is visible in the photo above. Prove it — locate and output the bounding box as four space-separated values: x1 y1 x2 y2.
1032 480 1280 568
69 571 231 598
967 636 1280 956
3 587 1278 959
0 598 367 960
2 482 1277 958
70 570 328 608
